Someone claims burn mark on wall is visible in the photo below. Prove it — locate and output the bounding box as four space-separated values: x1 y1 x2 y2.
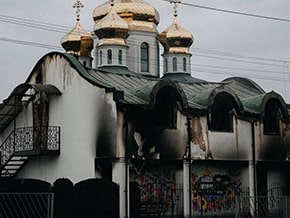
127 107 187 159
191 117 206 159
259 136 287 160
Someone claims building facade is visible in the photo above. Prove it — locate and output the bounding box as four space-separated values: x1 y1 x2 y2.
1 1 290 217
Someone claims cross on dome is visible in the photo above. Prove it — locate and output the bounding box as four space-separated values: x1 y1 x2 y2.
73 0 84 21
109 0 114 7
170 0 181 17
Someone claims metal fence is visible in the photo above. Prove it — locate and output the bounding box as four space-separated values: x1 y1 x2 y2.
236 196 290 218
140 183 184 217
0 193 54 218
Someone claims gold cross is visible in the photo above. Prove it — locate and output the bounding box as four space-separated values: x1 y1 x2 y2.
73 0 84 21
169 0 181 17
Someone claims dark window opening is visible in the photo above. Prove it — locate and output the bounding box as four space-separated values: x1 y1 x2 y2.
209 93 238 132
36 73 43 84
165 58 168 72
141 42 149 72
183 58 187 72
264 99 282 135
173 57 177 71
154 87 180 128
107 49 112 64
118 50 122 65
100 50 103 65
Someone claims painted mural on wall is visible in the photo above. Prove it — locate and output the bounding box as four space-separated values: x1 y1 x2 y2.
191 167 241 213
130 162 179 214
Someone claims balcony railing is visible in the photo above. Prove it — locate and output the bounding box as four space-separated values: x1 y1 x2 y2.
0 126 60 166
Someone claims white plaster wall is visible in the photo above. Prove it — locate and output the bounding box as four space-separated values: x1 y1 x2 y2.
208 117 252 160
16 54 117 183
236 119 252 160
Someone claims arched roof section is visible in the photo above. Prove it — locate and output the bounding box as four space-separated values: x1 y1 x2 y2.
223 77 265 94
243 91 289 120
149 78 188 110
207 85 244 114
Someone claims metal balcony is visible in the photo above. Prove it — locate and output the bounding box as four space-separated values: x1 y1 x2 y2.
0 126 60 177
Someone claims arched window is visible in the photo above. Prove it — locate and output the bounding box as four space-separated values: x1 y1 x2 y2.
141 42 149 72
264 99 282 135
99 50 103 65
155 87 179 128
118 50 122 65
107 49 112 64
183 58 187 72
209 93 238 132
173 57 177 71
165 58 168 73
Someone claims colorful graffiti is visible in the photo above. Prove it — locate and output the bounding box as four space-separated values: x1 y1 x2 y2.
192 168 241 213
130 162 177 214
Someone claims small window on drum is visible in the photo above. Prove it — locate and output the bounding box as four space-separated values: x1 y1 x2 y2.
99 50 103 65
264 99 282 135
183 58 187 72
141 42 149 72
173 57 177 71
108 49 112 64
118 50 122 65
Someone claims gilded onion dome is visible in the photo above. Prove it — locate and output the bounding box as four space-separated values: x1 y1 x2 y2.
61 1 93 57
93 0 160 33
94 4 129 46
159 17 193 54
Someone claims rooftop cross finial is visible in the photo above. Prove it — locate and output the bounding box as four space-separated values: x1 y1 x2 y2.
73 0 84 21
170 0 181 17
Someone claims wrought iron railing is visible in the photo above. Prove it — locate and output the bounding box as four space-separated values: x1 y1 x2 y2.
0 126 60 166
236 196 290 218
0 193 54 218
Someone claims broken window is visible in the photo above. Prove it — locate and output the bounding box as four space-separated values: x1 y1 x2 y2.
209 92 237 132
264 99 282 135
154 87 179 128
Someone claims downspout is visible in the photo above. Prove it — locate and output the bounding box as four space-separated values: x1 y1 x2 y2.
124 112 129 218
186 116 192 218
13 95 17 154
250 121 257 215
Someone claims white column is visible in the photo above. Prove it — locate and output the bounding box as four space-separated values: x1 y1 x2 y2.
183 159 191 218
112 159 129 218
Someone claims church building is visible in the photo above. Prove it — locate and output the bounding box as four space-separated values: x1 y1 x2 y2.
1 0 290 217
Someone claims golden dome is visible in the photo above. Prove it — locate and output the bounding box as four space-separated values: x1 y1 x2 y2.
93 0 160 33
94 5 129 46
61 21 93 57
159 17 193 54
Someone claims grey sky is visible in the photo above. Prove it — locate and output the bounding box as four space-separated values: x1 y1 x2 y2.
0 0 289 101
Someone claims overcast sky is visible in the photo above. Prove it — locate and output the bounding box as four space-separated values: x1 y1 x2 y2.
0 0 289 102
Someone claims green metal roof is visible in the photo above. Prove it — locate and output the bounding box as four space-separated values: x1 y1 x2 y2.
23 52 290 120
